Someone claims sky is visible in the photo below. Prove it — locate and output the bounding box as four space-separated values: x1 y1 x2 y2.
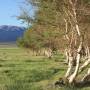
0 0 33 27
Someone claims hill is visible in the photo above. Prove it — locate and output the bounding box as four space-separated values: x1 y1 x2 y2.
0 25 26 42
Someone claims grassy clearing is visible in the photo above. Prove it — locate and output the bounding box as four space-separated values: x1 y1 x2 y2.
0 47 89 90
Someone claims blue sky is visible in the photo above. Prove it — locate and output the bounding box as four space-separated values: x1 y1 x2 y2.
0 0 33 27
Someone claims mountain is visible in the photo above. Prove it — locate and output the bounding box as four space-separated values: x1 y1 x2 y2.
0 25 26 42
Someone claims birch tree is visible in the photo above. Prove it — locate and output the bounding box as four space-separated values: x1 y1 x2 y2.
18 0 90 86
55 0 90 85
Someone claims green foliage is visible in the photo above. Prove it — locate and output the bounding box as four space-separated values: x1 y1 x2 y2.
17 0 65 52
22 28 43 50
17 0 90 53
17 37 25 47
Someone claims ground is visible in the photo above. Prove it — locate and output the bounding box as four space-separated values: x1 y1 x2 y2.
0 47 89 90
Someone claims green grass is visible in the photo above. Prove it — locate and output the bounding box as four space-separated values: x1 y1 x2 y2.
0 47 89 90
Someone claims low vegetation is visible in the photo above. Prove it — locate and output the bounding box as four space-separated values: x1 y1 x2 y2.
0 47 89 90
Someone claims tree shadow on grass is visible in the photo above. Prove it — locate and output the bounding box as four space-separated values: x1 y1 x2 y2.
75 81 90 88
55 78 90 90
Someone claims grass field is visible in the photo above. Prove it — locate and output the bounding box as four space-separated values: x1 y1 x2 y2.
0 47 89 90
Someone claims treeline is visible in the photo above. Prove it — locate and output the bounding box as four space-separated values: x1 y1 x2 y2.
17 0 90 86
17 0 90 57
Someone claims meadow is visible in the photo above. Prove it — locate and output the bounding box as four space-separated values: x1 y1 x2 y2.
0 47 89 90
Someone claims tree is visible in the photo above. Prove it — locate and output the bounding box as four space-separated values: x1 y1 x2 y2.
18 0 90 86
18 0 65 57
54 0 90 85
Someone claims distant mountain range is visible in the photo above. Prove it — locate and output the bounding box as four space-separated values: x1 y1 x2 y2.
0 25 26 42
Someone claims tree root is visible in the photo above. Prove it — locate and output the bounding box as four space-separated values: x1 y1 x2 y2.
55 77 90 88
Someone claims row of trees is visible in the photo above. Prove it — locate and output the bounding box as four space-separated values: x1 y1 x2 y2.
18 0 90 86
17 0 66 57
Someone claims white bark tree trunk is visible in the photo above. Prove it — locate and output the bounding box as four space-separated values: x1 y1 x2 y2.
81 68 90 82
79 57 90 73
65 52 73 78
68 41 82 83
44 48 52 58
57 0 90 85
